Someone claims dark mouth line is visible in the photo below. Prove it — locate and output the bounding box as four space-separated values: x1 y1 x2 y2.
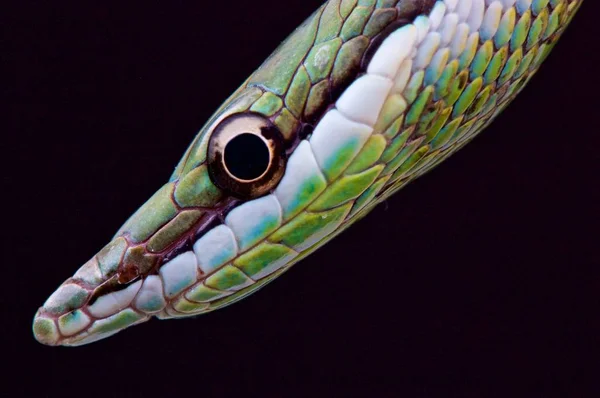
86 200 239 306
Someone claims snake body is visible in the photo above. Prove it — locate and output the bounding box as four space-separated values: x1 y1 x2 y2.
34 0 582 346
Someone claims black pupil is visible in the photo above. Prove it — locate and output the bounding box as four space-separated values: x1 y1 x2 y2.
224 133 270 181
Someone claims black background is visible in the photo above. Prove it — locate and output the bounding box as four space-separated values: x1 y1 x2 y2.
3 1 599 396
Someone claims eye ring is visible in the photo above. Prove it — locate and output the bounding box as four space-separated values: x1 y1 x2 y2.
207 112 286 199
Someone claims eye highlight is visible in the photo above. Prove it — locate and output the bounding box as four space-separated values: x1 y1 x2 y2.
207 113 286 199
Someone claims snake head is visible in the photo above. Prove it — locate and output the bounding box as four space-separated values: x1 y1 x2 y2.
34 0 582 346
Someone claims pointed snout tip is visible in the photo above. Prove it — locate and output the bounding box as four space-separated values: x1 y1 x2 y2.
32 311 61 347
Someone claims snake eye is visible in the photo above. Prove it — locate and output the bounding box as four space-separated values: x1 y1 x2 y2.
207 113 286 199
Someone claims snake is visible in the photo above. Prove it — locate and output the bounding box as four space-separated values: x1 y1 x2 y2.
33 0 583 346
